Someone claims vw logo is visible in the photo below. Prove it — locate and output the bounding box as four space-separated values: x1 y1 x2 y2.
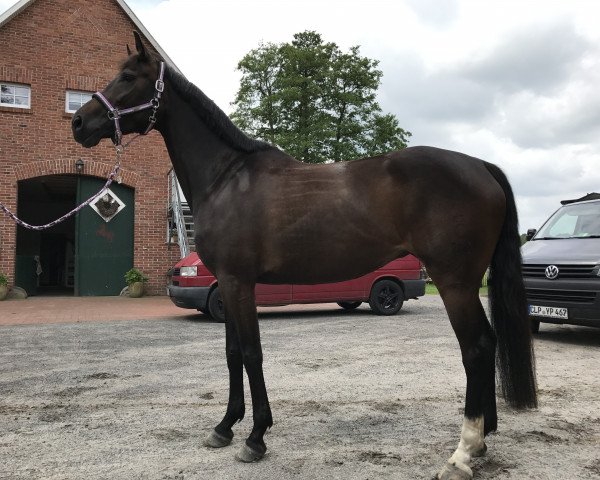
545 265 559 280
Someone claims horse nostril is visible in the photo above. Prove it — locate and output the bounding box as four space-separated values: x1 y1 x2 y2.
72 115 83 131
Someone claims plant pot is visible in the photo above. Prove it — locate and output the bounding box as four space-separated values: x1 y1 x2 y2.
0 284 8 301
128 281 145 298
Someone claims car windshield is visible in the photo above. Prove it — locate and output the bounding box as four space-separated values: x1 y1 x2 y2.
536 202 600 239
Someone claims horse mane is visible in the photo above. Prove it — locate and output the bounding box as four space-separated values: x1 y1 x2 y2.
164 65 273 153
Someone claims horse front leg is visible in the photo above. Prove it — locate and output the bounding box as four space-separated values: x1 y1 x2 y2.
217 275 273 462
204 315 245 448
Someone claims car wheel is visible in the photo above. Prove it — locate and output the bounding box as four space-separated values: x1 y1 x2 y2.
338 301 362 310
369 280 404 315
531 319 540 334
207 287 226 323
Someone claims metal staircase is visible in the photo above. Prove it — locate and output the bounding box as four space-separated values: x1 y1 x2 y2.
167 169 195 258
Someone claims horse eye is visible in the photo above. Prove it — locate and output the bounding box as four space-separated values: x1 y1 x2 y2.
121 73 136 82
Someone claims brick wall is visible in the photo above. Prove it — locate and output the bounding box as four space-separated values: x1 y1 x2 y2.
0 0 181 295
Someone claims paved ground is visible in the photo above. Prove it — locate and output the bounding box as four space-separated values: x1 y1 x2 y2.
0 295 341 326
0 295 599 480
0 296 190 326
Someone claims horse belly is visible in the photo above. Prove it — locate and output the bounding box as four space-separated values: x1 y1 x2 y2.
259 210 406 284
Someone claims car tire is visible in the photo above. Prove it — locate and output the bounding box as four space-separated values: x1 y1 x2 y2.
369 280 404 315
531 319 540 334
207 287 226 323
338 301 362 310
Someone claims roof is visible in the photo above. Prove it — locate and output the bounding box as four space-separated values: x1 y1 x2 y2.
0 0 181 74
560 193 600 205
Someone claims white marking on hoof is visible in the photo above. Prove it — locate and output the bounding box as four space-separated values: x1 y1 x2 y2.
438 416 484 479
235 443 265 462
203 429 232 448
437 461 473 479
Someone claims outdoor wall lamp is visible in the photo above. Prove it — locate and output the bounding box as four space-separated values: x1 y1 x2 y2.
75 158 84 174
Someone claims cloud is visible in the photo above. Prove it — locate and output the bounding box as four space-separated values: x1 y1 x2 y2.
404 0 460 29
493 86 600 149
379 52 494 133
377 17 600 157
459 21 592 94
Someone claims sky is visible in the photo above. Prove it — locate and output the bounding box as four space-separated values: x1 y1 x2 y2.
2 0 599 231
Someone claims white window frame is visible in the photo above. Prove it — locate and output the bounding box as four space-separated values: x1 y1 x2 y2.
65 90 93 114
0 82 31 109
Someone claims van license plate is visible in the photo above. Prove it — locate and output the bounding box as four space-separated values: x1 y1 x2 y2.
529 305 568 319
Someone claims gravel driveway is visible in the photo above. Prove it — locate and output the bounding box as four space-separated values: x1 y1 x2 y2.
1 295 599 479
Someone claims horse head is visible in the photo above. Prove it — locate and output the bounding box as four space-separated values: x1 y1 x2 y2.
72 32 165 148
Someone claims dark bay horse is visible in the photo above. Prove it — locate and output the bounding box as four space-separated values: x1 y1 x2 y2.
72 33 536 479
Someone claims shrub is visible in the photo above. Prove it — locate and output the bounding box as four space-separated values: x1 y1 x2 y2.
0 273 7 286
124 268 148 285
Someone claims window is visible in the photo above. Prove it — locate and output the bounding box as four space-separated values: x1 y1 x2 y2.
537 202 600 239
0 83 31 109
66 90 93 113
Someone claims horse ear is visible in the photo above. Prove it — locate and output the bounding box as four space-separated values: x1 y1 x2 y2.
126 44 132 56
133 31 147 59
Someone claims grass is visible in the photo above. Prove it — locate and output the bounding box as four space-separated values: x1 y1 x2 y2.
425 283 488 296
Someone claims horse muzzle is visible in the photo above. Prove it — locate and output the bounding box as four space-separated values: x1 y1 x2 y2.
71 107 113 148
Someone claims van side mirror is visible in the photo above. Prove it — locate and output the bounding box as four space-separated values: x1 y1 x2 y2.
526 228 537 241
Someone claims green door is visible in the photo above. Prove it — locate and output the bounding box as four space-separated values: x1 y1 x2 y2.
75 178 134 296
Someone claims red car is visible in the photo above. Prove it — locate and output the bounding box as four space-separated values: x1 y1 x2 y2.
168 253 426 322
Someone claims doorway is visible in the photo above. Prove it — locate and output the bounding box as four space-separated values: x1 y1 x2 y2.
16 175 77 296
15 175 134 296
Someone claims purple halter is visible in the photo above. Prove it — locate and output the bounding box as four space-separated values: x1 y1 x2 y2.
93 61 166 146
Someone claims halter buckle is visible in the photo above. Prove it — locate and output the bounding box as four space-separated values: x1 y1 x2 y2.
155 79 164 93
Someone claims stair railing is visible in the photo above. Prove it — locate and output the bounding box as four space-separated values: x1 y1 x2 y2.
167 168 190 258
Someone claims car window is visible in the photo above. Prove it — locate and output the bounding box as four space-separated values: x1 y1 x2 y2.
547 213 577 237
537 202 600 239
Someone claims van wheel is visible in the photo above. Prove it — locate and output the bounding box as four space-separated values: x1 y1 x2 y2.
531 319 540 334
208 287 226 323
369 280 404 315
338 301 362 310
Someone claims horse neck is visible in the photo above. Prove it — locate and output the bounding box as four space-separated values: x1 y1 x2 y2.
157 87 239 206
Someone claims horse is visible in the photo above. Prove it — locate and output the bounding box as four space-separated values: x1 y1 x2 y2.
72 32 537 479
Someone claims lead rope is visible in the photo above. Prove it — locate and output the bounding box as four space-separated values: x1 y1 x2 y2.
0 136 139 231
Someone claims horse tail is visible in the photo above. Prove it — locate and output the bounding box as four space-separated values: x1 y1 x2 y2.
484 161 537 409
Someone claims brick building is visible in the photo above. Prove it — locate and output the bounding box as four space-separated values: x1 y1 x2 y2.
0 0 181 296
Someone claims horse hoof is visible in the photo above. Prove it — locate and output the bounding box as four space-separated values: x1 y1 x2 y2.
436 462 472 480
235 442 265 463
203 429 232 448
473 442 487 458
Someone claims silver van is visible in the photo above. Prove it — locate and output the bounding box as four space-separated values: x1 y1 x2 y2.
521 197 600 332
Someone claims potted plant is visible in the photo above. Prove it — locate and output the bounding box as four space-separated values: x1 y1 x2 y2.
0 273 8 301
124 268 148 298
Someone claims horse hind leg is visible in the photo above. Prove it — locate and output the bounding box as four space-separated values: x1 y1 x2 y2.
435 284 497 480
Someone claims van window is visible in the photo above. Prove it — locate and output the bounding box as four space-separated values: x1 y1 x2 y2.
536 202 600 239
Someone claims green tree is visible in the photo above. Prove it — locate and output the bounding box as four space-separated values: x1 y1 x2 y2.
276 31 335 163
231 42 281 144
231 31 411 163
